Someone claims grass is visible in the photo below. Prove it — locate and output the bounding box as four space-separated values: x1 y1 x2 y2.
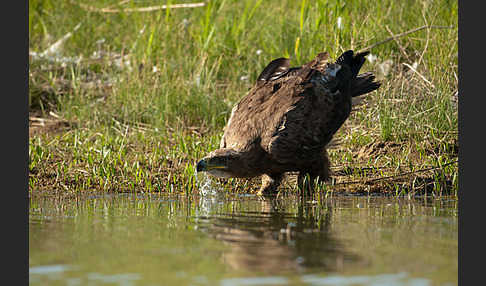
29 0 458 197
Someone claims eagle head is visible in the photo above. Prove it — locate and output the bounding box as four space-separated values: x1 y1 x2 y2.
196 148 246 178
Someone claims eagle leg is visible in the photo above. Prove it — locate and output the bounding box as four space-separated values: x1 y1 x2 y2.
258 173 284 196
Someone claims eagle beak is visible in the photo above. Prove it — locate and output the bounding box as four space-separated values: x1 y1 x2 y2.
196 159 226 172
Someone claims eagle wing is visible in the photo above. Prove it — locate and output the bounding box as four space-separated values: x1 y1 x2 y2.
220 57 294 150
220 50 378 168
264 51 359 165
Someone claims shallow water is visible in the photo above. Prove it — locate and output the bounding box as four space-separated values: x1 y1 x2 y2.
29 193 457 286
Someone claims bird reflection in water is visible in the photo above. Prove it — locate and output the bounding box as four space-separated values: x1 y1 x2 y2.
195 195 361 274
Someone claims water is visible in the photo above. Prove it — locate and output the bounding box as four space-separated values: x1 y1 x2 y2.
194 169 224 197
29 193 457 286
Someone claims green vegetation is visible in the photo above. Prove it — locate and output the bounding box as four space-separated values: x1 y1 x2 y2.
29 0 458 196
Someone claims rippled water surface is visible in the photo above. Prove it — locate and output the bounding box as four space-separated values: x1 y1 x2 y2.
29 193 457 285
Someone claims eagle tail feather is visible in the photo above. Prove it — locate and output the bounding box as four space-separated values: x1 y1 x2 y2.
336 50 370 78
352 72 381 97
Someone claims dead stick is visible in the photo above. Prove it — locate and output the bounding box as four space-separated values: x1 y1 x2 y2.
384 25 409 60
334 160 458 186
73 1 205 13
403 62 435 88
106 0 131 9
358 25 454 53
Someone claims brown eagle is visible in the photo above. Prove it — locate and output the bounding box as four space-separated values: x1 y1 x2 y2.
196 50 380 195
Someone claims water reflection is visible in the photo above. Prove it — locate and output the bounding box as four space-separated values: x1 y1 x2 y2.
195 195 361 274
29 193 457 285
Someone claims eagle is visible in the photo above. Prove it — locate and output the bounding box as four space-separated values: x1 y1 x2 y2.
196 50 380 195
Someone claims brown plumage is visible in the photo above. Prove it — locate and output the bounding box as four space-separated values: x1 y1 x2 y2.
197 50 380 195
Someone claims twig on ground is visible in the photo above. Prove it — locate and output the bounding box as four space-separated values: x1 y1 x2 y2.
49 111 61 119
39 22 82 57
29 111 67 123
334 160 458 186
73 1 206 13
403 62 435 88
411 105 438 118
106 0 131 9
358 25 454 53
417 11 431 67
384 25 409 61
